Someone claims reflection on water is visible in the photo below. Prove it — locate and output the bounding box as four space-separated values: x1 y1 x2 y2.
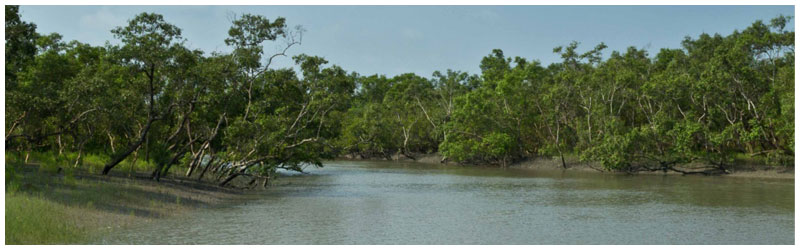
97 160 794 244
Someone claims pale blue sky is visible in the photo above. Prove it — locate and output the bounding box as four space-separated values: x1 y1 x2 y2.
18 5 795 77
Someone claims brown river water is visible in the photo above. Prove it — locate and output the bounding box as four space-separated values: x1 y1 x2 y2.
95 160 794 244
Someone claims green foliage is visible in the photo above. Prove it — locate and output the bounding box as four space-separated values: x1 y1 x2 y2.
4 7 794 177
481 133 515 161
5 155 23 193
580 118 635 170
339 15 794 170
5 5 38 88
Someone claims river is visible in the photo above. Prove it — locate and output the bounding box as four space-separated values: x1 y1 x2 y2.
96 160 794 244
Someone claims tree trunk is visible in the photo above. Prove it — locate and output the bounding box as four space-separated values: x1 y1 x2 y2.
102 118 156 175
186 142 208 177
128 150 138 176
219 171 243 187
197 155 217 181
144 135 150 163
401 149 416 161
185 150 201 177
151 163 165 180
107 130 116 153
72 149 82 168
57 135 63 156
247 177 257 188
154 143 194 181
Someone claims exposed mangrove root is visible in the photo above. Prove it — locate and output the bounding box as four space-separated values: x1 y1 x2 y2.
633 162 731 176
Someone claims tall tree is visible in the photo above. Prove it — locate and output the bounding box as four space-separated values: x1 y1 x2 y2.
101 13 184 174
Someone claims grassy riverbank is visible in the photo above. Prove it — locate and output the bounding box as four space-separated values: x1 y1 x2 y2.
5 160 252 244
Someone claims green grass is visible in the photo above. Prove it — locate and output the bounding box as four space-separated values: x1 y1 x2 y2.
12 150 189 176
4 151 233 244
5 158 89 244
5 191 87 244
4 165 158 245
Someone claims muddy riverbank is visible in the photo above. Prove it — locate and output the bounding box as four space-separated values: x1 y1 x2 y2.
339 153 794 179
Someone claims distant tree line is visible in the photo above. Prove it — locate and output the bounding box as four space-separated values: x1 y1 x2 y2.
5 6 794 186
333 14 794 174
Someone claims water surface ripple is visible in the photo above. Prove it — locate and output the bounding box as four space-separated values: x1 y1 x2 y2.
97 160 794 244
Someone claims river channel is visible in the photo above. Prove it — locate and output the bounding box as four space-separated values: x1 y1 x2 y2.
97 160 794 244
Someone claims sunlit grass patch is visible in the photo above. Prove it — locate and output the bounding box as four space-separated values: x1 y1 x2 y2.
5 192 86 244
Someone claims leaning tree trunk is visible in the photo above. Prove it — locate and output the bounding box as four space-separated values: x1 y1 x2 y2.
187 114 224 178
219 169 245 187
151 151 184 181
186 141 209 177
153 140 197 181
73 148 82 168
197 155 217 181
102 118 155 175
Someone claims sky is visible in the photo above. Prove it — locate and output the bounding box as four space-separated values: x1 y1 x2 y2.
17 5 795 77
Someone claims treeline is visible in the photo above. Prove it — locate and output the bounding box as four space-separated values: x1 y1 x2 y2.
334 15 794 173
5 6 794 187
6 7 354 186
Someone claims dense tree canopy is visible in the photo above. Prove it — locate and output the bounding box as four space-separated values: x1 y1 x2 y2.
5 6 794 187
